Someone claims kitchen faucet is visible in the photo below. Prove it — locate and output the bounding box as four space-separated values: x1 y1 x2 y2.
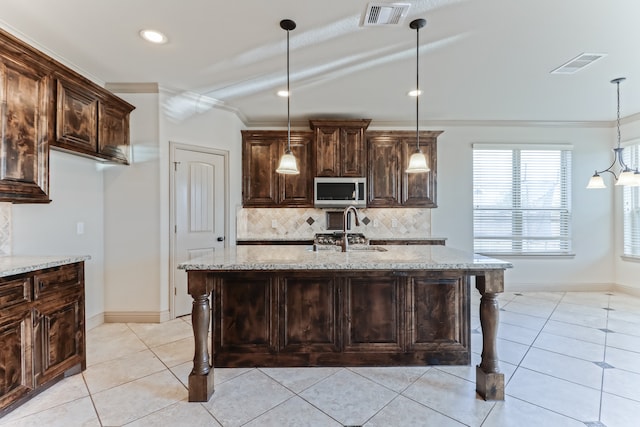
341 206 360 252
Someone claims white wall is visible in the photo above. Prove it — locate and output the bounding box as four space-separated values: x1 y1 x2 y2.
615 116 640 292
426 123 614 291
103 92 164 320
12 150 105 326
101 90 244 321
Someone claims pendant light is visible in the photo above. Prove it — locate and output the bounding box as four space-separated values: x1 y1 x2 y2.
587 77 640 188
405 18 430 174
276 19 300 175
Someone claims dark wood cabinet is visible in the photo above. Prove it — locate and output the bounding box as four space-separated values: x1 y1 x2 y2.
310 119 370 177
98 99 132 164
210 270 469 367
0 27 134 202
0 35 53 203
367 130 440 208
0 262 85 417
242 130 313 207
53 75 133 165
344 275 403 353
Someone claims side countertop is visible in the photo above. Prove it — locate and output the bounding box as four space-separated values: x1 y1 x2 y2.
178 245 511 272
0 255 91 278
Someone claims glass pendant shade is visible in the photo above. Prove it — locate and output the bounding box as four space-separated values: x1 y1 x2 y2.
616 170 636 186
275 151 299 174
586 173 606 189
406 151 430 173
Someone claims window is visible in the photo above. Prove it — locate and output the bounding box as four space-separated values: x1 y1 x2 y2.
623 142 640 257
473 144 572 255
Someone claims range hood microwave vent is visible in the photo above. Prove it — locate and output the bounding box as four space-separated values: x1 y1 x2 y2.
362 2 410 26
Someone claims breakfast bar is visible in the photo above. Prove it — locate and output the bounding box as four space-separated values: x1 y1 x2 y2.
178 245 512 402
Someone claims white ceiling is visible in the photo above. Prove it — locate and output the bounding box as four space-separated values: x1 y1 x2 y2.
2 0 640 127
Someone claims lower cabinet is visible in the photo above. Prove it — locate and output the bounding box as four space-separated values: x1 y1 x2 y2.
211 270 469 367
0 262 85 417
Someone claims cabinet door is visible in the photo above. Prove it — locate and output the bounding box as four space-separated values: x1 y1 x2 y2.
314 126 341 177
367 135 401 206
280 275 339 353
340 127 365 177
343 275 403 352
98 100 131 164
214 274 275 358
242 131 313 207
0 309 33 412
55 78 98 156
401 137 437 207
242 132 280 206
0 57 52 203
33 293 84 386
406 273 469 364
280 133 313 206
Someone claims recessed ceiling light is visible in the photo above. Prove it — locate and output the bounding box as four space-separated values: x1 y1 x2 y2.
277 90 289 97
139 29 168 44
408 90 421 97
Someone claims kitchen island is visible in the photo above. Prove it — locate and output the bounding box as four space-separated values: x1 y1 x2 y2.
178 245 511 401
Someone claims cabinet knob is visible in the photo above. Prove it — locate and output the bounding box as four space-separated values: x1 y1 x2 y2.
217 237 225 242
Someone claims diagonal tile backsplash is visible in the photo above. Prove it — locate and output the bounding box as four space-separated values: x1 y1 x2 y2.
237 207 431 240
0 202 11 256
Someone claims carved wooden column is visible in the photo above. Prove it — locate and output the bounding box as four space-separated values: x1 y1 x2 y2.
475 270 505 400
187 271 215 402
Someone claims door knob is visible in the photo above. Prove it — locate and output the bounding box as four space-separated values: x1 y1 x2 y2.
217 237 224 242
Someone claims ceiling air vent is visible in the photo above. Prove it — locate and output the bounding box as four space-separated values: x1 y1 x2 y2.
363 2 411 26
551 52 607 74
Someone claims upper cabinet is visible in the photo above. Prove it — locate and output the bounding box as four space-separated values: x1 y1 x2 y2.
310 119 370 177
0 28 134 203
0 31 54 203
53 75 133 165
367 131 440 208
241 122 441 209
242 131 313 207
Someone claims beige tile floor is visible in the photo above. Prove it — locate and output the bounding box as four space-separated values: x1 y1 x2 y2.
1 291 640 426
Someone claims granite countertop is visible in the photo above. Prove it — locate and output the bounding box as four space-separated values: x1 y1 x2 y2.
178 245 511 271
0 255 91 278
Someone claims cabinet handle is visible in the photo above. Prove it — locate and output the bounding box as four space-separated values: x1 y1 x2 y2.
217 237 225 242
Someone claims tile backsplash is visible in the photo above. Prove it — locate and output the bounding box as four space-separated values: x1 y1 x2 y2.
237 207 431 240
0 202 11 256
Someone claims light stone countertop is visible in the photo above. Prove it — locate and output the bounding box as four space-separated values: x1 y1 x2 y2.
178 245 511 271
0 255 91 278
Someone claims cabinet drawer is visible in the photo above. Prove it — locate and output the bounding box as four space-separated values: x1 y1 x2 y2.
0 277 31 308
33 264 82 300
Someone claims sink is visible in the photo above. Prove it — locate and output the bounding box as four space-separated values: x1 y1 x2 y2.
347 245 388 252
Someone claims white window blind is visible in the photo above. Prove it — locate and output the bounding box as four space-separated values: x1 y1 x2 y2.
473 145 572 255
623 143 640 257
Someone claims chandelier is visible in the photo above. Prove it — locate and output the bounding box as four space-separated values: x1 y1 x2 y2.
587 77 639 188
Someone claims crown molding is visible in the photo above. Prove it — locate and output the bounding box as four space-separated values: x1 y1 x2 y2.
105 82 159 93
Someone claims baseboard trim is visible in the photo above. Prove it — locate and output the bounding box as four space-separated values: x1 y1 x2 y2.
86 313 104 331
104 310 171 323
505 282 614 293
613 283 640 298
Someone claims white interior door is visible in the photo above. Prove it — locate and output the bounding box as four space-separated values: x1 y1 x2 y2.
174 147 226 317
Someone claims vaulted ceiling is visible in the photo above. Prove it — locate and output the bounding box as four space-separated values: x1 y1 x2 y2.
2 0 639 126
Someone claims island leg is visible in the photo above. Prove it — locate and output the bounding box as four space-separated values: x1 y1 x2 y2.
187 271 215 402
475 270 505 400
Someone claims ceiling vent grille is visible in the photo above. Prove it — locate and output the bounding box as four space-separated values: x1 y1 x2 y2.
551 53 607 74
363 2 411 26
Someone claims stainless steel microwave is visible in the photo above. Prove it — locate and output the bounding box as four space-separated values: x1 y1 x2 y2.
314 177 366 208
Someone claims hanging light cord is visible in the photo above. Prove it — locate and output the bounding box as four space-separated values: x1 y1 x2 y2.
286 25 291 154
415 22 420 151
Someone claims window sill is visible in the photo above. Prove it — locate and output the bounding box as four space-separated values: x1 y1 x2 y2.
621 255 640 263
477 253 576 259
